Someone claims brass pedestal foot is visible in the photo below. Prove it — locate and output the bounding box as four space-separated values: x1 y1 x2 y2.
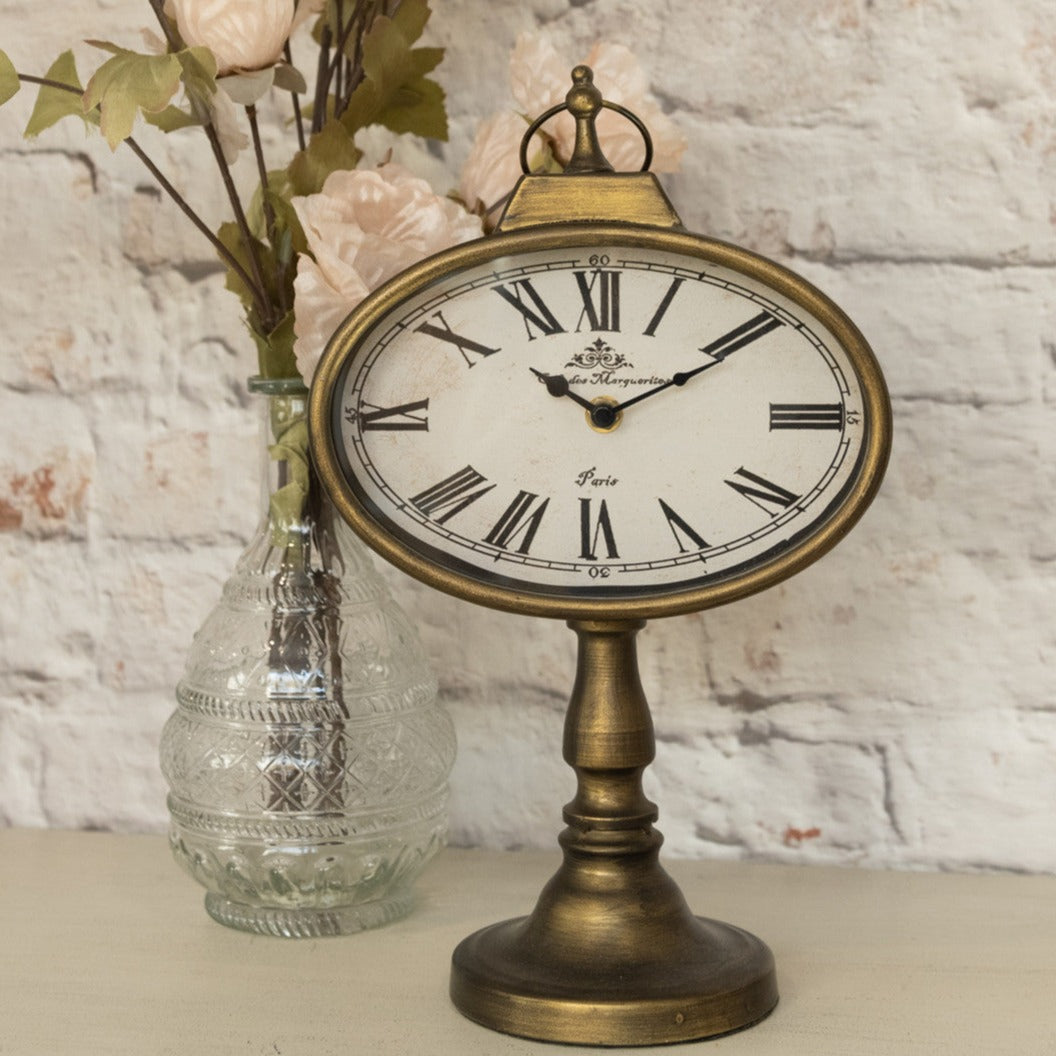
449 621 778 1046
450 854 777 1045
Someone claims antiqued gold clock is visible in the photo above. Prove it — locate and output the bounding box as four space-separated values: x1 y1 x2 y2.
310 68 891 1047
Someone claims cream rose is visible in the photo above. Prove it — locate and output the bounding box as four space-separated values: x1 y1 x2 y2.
459 111 550 224
170 0 296 75
581 42 687 173
291 164 484 383
508 32 571 119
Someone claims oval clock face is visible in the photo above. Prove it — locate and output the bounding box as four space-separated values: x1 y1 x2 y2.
310 226 890 619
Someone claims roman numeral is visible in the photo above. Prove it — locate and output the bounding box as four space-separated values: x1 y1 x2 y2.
352 399 429 431
643 277 684 336
700 310 783 361
579 498 619 561
725 468 799 515
483 491 550 555
769 403 844 430
410 465 494 524
415 310 500 367
658 499 709 553
492 279 565 339
574 269 620 332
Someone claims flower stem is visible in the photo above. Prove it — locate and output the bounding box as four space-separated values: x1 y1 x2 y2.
330 0 373 115
146 0 181 49
334 0 345 103
246 104 278 237
246 103 288 315
15 73 79 93
312 23 333 135
283 42 307 152
146 0 277 332
125 139 265 303
205 122 276 329
16 74 265 303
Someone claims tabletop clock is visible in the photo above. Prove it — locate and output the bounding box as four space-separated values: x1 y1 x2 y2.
309 67 891 1046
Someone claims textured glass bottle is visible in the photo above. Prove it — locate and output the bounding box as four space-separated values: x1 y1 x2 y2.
160 378 456 937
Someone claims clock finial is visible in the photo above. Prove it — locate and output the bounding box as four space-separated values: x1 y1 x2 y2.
502 66 677 231
564 65 614 174
515 65 655 177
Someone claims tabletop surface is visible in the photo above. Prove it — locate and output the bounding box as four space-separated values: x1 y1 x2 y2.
1 827 1053 1055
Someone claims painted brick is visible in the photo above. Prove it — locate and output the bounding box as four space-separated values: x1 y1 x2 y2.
1 0 1053 876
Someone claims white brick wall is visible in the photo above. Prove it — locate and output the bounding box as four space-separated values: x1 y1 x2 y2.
1 0 1054 873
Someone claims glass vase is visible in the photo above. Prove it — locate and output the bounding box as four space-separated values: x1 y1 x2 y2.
159 377 456 937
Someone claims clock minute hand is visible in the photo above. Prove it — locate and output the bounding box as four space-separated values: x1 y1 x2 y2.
613 311 785 413
530 368 596 412
612 359 721 413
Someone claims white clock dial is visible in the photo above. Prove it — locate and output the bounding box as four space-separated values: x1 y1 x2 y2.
313 228 889 618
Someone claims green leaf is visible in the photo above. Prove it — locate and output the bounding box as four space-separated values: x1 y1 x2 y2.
411 46 444 78
339 8 447 140
249 172 310 258
252 310 300 382
217 221 266 310
83 48 183 149
341 17 405 128
273 62 307 95
391 0 433 46
269 419 310 490
84 39 124 56
270 192 309 259
311 9 328 46
24 51 96 136
376 74 446 139
268 415 311 546
218 67 274 106
243 173 308 319
0 48 20 105
268 480 309 547
287 119 362 197
137 50 214 136
217 216 300 369
144 104 200 132
175 46 217 113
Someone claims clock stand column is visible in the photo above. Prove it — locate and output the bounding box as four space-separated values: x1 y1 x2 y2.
449 619 779 1046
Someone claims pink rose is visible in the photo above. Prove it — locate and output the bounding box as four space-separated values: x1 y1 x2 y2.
292 163 483 383
459 111 550 223
508 32 571 119
580 41 687 173
170 0 296 75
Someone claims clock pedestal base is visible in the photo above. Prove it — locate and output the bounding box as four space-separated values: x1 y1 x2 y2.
449 862 777 1046
449 620 778 1046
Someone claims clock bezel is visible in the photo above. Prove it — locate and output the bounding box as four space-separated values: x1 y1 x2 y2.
309 222 892 621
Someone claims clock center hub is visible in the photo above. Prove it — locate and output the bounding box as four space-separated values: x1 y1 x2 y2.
587 396 622 433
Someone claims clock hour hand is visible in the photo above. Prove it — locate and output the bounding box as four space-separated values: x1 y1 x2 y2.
530 368 596 412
